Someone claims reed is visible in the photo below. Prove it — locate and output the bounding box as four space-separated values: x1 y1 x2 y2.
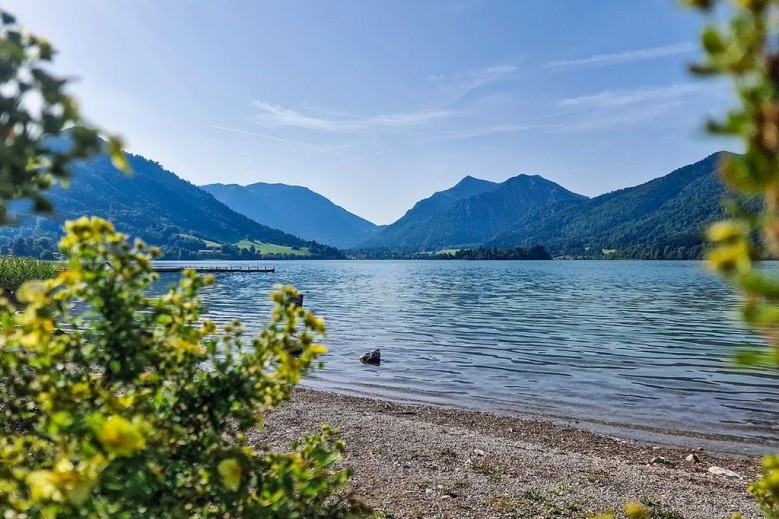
0 256 59 292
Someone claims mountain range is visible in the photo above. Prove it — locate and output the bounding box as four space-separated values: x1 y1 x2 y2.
359 174 586 250
354 152 729 259
202 182 378 249
0 141 733 260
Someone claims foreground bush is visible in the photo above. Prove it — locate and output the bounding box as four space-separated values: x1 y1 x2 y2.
0 217 362 518
686 1 779 517
0 256 59 293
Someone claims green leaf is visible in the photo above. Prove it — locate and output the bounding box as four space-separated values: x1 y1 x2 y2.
108 136 130 173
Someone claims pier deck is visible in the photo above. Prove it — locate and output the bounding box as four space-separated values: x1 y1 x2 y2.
153 265 275 274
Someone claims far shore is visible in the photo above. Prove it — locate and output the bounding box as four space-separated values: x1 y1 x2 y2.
255 388 763 519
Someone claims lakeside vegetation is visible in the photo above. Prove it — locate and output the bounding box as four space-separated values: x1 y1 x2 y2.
0 256 59 292
433 245 552 260
0 234 343 261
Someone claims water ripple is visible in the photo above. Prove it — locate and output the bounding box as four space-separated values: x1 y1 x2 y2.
153 259 779 450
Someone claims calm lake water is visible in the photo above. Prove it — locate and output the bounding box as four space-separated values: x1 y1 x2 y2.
153 260 779 454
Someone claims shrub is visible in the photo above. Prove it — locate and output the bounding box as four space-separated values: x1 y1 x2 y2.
0 256 59 293
0 10 363 517
686 1 779 517
0 217 363 518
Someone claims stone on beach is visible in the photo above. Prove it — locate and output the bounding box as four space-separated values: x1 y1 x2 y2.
360 348 381 365
649 456 677 466
708 466 740 478
686 453 701 463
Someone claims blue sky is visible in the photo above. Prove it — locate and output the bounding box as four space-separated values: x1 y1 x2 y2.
6 0 736 224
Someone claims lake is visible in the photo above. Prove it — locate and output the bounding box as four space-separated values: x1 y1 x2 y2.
153 260 779 454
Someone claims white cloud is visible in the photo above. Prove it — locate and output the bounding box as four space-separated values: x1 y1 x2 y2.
544 42 695 70
252 101 458 133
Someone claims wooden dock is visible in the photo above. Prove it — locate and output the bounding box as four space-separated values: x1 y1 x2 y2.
153 265 275 274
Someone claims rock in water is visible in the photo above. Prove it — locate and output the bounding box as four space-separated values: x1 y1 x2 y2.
360 348 381 366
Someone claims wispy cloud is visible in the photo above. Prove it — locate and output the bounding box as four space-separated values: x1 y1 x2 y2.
429 65 517 89
429 64 518 102
558 84 703 109
554 83 707 132
544 42 695 70
252 101 458 133
355 123 552 157
430 123 559 141
197 123 355 156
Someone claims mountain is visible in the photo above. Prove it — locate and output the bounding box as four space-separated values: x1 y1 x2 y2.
202 182 378 249
488 152 730 258
360 174 585 251
0 148 343 260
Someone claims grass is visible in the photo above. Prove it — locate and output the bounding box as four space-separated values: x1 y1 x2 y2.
235 239 311 256
0 256 60 292
472 461 508 483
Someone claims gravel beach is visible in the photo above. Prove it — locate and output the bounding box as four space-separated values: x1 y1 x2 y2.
253 389 765 519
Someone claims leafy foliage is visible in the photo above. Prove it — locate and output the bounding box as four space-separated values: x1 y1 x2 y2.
685 0 779 516
0 11 124 224
0 217 361 518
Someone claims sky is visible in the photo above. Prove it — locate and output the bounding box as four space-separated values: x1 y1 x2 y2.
5 0 737 225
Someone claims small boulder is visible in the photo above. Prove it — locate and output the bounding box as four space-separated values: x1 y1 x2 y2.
708 466 740 478
685 453 701 463
360 348 381 366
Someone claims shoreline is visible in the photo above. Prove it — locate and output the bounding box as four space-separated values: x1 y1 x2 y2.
302 381 776 458
255 388 764 518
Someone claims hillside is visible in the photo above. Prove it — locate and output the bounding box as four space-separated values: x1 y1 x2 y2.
489 152 730 258
0 149 343 260
360 174 585 250
202 182 378 249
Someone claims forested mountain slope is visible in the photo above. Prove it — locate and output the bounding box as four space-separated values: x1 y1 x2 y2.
0 149 343 259
360 174 584 250
203 182 378 249
489 152 730 258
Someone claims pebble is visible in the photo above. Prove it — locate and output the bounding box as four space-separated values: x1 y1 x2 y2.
474 449 487 457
